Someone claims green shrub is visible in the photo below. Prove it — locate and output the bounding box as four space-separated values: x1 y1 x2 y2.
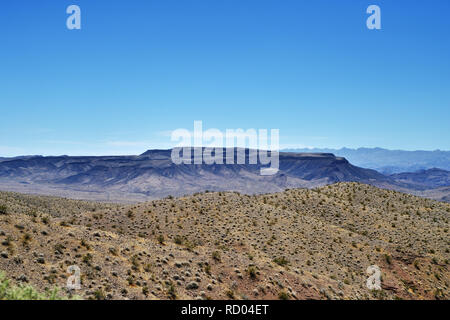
0 204 7 215
273 257 289 266
247 266 257 279
212 251 221 262
93 289 106 300
174 235 183 245
384 254 392 265
278 290 290 300
0 272 78 300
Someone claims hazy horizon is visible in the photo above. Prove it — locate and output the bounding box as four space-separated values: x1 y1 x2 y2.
2 145 450 158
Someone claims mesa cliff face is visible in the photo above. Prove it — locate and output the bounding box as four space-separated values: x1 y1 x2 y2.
0 149 429 202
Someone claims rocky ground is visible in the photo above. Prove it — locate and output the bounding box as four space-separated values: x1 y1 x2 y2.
0 182 448 300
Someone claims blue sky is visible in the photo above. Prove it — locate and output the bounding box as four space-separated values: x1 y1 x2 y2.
0 0 449 156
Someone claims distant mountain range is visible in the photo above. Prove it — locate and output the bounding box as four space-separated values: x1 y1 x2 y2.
391 168 450 189
0 148 448 202
282 147 450 174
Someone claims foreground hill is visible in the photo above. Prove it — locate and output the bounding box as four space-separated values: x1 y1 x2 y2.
0 183 448 300
0 148 447 202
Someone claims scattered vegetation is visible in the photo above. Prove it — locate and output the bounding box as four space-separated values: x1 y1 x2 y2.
0 182 448 300
0 272 77 300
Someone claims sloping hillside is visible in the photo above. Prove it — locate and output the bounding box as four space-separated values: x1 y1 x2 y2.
0 183 448 300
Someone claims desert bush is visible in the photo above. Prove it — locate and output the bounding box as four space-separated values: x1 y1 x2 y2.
278 290 290 300
225 289 235 299
247 266 257 279
0 204 7 215
384 254 392 265
167 282 177 300
212 251 221 262
273 257 289 266
93 289 106 300
0 272 77 300
174 235 183 245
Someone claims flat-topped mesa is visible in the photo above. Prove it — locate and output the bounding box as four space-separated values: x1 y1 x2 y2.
279 152 345 160
139 148 345 163
1 148 447 202
139 149 173 158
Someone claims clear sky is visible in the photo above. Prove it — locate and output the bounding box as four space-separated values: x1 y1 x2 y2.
1 0 449 156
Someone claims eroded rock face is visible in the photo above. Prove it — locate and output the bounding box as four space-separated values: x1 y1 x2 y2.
3 148 444 203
